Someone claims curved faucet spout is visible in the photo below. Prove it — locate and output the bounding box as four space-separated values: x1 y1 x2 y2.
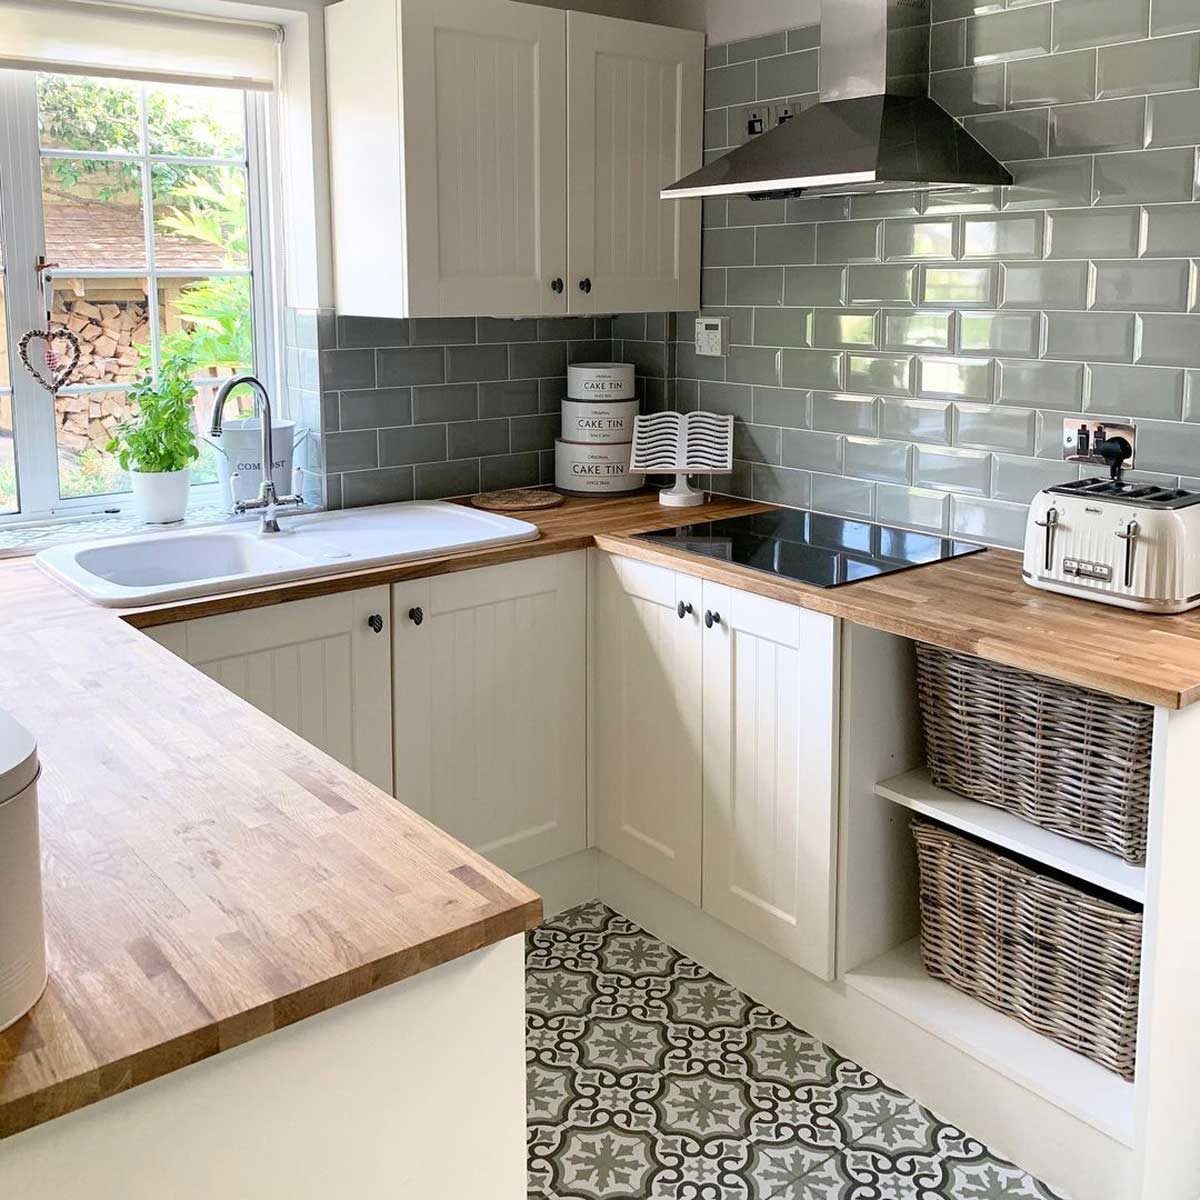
207 374 302 533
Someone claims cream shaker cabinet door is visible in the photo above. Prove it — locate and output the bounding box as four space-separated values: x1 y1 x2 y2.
566 12 704 314
392 552 587 875
327 0 569 318
158 589 395 794
700 581 840 980
591 553 703 905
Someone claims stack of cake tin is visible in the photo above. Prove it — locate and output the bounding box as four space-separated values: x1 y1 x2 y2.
555 363 644 495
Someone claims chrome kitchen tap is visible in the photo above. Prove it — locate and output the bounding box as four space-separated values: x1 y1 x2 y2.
208 375 303 534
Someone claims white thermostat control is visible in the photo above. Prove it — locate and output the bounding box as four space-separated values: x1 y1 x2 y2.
695 316 729 358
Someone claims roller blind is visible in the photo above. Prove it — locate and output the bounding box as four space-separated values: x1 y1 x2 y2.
0 0 279 90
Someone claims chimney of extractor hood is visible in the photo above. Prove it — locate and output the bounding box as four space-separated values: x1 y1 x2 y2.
821 0 934 104
660 0 1013 202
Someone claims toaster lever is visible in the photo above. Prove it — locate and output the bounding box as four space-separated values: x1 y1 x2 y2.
1034 507 1059 572
1115 519 1140 588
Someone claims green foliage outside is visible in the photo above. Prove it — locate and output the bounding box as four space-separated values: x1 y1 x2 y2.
106 350 201 474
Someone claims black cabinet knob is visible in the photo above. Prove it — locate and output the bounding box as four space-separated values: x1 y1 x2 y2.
550 277 564 295
677 601 693 619
579 277 592 294
367 613 384 634
408 606 424 626
705 610 722 629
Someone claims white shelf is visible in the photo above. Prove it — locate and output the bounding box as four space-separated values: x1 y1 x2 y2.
846 939 1136 1146
875 767 1146 904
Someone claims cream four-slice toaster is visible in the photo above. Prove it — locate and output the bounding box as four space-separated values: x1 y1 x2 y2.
1023 477 1200 613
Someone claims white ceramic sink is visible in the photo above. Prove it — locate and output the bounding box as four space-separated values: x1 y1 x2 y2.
37 502 540 607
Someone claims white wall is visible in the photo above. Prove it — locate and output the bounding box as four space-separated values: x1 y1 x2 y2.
701 0 819 44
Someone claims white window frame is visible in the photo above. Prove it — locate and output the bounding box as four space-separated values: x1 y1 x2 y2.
0 70 280 524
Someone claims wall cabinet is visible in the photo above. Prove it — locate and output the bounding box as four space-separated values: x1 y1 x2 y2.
145 589 394 793
592 553 841 979
326 0 703 318
392 552 587 875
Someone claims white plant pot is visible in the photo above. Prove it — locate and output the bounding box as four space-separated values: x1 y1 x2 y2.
208 419 296 511
130 468 191 525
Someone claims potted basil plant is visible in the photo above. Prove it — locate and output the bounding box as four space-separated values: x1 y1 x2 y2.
106 352 200 525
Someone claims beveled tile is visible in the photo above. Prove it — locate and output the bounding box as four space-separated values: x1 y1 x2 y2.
754 386 810 428
992 453 1079 502
1046 207 1141 259
756 223 817 265
1154 0 1200 36
1001 261 1091 309
884 218 957 261
998 359 1086 410
785 265 847 307
1148 91 1200 149
782 349 844 391
950 494 1030 547
1087 364 1184 419
753 307 813 348
1053 0 1151 51
1004 156 1095 210
1044 311 1137 362
1092 260 1193 312
1137 314 1200 368
929 63 1007 115
812 392 879 435
881 396 955 445
843 436 912 483
1144 204 1200 257
884 310 955 353
784 428 844 472
752 462 813 507
846 353 914 395
963 108 1049 160
962 212 1045 259
921 264 1000 306
847 264 917 305
965 5 1052 62
812 309 880 350
954 402 1038 453
914 444 992 493
816 220 884 264
959 309 1044 357
1096 32 1200 98
875 483 951 532
919 355 996 400
812 473 876 518
1007 48 1096 108
1049 97 1147 156
1093 148 1197 206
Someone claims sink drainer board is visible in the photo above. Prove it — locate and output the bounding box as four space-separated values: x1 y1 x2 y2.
35 502 540 607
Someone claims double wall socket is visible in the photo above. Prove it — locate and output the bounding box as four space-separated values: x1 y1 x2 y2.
745 103 795 138
1062 419 1137 469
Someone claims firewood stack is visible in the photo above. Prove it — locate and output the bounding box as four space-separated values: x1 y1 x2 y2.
51 297 149 455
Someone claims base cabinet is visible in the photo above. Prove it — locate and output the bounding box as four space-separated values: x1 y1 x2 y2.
144 589 394 793
392 552 587 874
592 553 703 904
592 553 840 977
701 579 840 980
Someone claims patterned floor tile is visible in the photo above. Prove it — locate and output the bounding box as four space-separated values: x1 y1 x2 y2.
527 901 1065 1200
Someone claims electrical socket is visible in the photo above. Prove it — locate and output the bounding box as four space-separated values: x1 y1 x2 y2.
1062 419 1137 469
745 103 796 139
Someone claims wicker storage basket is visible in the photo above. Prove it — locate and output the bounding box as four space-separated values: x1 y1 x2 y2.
912 819 1142 1080
915 643 1153 865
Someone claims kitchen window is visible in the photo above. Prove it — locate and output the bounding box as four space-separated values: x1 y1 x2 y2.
0 57 278 522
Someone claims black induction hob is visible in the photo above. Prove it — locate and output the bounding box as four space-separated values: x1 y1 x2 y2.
634 510 986 589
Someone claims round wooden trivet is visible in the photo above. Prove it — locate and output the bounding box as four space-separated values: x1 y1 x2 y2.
470 488 566 512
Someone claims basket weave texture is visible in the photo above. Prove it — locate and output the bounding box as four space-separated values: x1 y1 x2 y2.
916 644 1153 865
912 819 1142 1081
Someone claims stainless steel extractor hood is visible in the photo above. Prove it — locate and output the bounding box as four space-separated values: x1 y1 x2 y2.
662 0 1012 201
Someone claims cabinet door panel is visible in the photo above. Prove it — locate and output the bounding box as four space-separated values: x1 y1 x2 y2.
567 13 703 313
168 588 394 793
702 581 840 979
401 0 568 316
393 553 586 874
592 553 703 903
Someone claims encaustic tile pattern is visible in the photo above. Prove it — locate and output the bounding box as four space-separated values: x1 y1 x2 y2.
526 902 1063 1200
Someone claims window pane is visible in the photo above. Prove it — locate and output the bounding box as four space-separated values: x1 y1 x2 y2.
152 164 249 270
43 160 147 270
51 278 149 385
56 390 132 500
37 74 141 154
0 277 9 389
146 82 245 159
159 275 253 378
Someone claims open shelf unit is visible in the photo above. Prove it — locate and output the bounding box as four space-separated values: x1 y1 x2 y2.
845 939 1136 1146
874 767 1146 903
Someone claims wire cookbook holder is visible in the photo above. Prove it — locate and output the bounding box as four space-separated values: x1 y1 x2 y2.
630 411 734 507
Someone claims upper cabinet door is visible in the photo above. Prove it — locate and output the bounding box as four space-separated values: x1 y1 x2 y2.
701 582 841 980
401 0 568 317
566 12 704 314
327 0 569 318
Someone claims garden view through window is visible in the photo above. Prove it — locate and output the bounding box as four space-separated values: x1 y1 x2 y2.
0 71 273 517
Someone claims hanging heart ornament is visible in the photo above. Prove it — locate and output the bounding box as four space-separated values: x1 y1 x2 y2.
18 326 81 395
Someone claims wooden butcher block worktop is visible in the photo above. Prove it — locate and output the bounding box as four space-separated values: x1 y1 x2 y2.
3 492 1200 1142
